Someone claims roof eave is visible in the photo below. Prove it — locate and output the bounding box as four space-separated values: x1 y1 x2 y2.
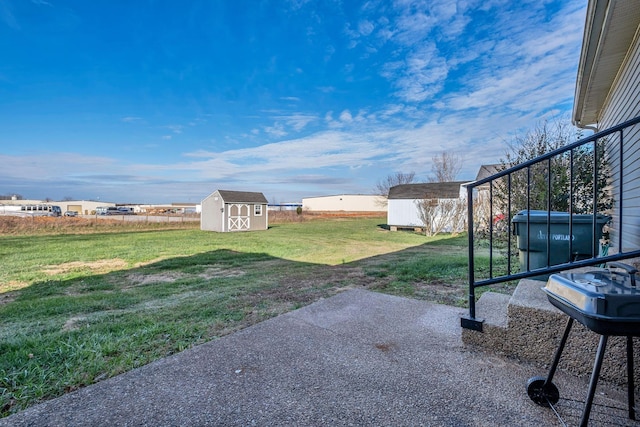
573 0 640 128
572 0 602 127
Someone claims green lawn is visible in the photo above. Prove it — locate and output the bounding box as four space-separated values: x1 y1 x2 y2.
0 217 495 417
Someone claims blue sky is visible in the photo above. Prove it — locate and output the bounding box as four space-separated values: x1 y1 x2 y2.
1 0 586 204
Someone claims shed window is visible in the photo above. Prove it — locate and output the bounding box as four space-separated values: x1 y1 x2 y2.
254 204 262 216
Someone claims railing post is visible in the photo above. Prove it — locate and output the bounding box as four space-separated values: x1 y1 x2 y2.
619 129 624 253
569 149 574 256
546 158 552 268
526 167 531 272
507 172 512 275
489 182 494 277
467 184 475 319
593 139 598 257
462 184 484 331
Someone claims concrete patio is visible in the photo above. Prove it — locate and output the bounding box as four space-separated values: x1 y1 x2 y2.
2 289 638 426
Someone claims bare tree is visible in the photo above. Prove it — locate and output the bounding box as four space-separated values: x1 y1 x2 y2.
428 152 462 183
471 190 492 237
374 171 416 207
0 194 23 200
416 198 466 236
413 152 465 235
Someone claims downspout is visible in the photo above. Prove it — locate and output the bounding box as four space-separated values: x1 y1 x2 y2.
575 121 599 133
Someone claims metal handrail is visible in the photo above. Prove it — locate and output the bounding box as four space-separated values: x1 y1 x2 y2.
463 115 640 331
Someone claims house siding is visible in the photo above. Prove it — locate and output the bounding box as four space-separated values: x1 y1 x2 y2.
599 31 640 252
388 199 423 227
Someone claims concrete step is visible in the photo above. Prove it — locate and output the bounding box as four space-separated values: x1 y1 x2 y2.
462 278 640 392
461 290 511 357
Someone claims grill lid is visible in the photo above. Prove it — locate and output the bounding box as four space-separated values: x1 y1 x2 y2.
544 271 640 318
544 269 640 335
543 265 640 336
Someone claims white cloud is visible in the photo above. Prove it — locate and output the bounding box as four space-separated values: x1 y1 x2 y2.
122 116 143 123
358 20 375 36
264 122 288 138
393 43 448 102
166 125 183 134
339 110 353 122
317 86 335 93
179 131 388 181
279 113 318 131
441 4 584 117
0 153 117 180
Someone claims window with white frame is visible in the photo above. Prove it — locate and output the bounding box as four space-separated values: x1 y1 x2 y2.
254 204 262 216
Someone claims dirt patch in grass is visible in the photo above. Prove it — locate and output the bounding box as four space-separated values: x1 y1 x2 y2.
197 266 246 280
0 280 30 295
122 266 246 288
124 271 186 287
62 316 88 332
42 259 128 275
0 291 17 305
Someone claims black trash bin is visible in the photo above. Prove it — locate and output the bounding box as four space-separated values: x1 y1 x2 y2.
511 210 609 279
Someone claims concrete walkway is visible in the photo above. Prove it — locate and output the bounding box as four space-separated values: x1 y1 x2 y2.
2 289 638 426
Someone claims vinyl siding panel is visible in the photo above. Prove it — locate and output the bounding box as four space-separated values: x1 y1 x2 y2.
387 199 422 227
599 32 640 251
387 197 465 232
249 204 269 230
200 191 225 232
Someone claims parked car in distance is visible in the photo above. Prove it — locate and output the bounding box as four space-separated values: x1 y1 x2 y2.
95 206 135 215
96 206 120 215
64 211 78 217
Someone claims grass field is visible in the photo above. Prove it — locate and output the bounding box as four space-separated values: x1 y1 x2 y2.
0 215 505 417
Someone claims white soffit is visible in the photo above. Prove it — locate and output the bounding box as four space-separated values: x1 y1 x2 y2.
573 0 640 127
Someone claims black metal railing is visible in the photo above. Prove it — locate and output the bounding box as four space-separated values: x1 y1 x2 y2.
462 115 640 331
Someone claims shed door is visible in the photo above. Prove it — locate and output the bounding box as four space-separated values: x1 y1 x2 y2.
228 204 250 231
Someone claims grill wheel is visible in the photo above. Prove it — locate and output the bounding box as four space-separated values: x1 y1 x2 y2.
527 376 560 407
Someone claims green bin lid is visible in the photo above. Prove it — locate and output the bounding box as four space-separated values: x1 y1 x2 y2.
511 210 610 224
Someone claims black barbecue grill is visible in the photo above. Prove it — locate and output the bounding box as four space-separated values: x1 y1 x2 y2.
527 262 640 426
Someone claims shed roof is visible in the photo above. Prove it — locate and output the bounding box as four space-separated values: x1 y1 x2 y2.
573 0 640 127
474 164 503 182
217 190 268 204
388 182 466 200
